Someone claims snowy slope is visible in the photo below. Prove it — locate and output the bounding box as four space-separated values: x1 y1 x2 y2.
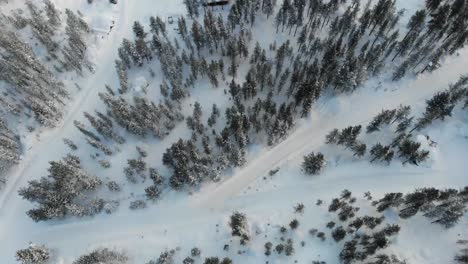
0 0 467 263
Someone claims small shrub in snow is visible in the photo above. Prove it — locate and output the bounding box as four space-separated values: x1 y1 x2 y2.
294 203 305 214
220 258 233 264
107 181 121 192
280 226 288 233
264 242 273 256
285 239 295 256
183 257 195 264
302 152 325 175
326 221 336 229
204 257 219 264
275 244 284 254
124 158 147 183
317 232 326 241
63 138 78 150
147 250 174 264
309 228 318 236
229 211 250 242
136 146 148 158
103 200 119 214
289 219 299 230
129 200 146 210
332 226 347 242
98 160 111 168
191 248 201 257
341 190 352 200
145 185 161 201
15 243 50 264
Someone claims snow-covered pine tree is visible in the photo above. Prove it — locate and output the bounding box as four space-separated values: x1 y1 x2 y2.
62 9 92 74
302 152 325 175
18 155 102 221
15 243 50 264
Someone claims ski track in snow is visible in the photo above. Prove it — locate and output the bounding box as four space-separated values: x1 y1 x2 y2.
0 0 467 262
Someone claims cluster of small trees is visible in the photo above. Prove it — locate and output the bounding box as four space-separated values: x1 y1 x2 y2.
98 92 184 139
15 243 50 264
18 155 103 222
326 105 430 166
374 186 468 228
326 125 367 157
320 190 403 263
229 211 250 244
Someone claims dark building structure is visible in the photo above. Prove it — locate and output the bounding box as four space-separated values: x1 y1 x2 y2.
203 0 229 7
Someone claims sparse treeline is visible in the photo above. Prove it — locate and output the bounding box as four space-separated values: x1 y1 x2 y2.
374 186 468 228
325 75 468 167
329 187 468 263
15 186 468 262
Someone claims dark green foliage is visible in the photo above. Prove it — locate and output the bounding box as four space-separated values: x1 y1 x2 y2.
415 91 457 130
294 203 305 214
285 239 295 256
370 143 394 164
332 226 347 242
264 242 273 256
366 109 396 133
375 193 404 212
18 155 102 221
183 257 195 264
397 139 429 165
289 219 300 229
191 248 201 257
275 243 284 254
302 152 325 175
229 211 250 241
204 257 219 264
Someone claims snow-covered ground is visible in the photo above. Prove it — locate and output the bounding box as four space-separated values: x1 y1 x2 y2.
0 0 467 263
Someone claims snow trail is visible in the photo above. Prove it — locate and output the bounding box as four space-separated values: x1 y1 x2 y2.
192 48 468 209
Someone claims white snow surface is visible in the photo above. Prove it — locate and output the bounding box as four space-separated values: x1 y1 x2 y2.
0 0 467 263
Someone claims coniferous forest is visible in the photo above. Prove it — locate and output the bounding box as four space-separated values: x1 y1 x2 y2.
0 0 467 263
